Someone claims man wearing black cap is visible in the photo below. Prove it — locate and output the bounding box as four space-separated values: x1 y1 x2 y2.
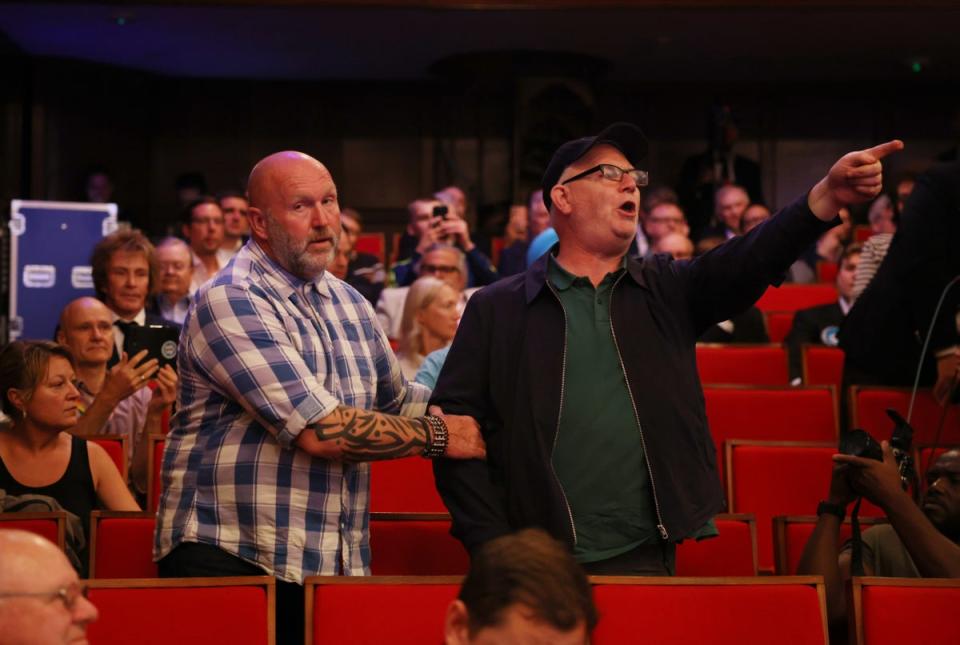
431 122 903 575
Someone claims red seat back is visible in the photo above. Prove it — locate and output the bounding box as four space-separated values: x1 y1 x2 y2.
89 435 127 480
850 387 960 444
705 386 838 484
87 577 274 645
0 512 66 548
696 344 788 385
772 515 888 575
852 577 960 645
355 232 386 264
853 225 873 243
369 458 446 512
816 261 838 283
755 284 837 313
764 311 795 343
726 441 884 572
675 514 758 576
369 513 469 575
306 577 459 645
802 345 844 391
89 511 158 578
147 434 166 513
591 577 828 645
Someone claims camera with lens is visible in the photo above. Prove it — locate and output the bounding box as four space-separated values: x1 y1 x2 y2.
839 408 916 489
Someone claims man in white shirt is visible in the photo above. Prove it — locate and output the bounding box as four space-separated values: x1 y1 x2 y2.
181 196 225 291
217 190 250 265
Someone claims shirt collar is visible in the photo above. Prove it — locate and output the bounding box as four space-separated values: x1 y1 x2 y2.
546 253 627 291
839 296 852 315
249 239 332 300
111 308 146 325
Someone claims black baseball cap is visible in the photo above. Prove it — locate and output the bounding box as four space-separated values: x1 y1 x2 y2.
541 122 649 210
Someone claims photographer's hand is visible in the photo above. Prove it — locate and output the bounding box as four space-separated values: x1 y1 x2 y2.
833 441 904 510
827 463 857 508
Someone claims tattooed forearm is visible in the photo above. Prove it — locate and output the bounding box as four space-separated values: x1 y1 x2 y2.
311 406 428 461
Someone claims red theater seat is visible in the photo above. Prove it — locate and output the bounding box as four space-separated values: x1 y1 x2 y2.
755 284 837 313
86 577 274 645
88 511 157 578
591 576 828 645
816 261 838 284
89 435 128 480
354 232 386 264
0 511 66 548
853 225 873 243
725 441 885 572
704 385 838 483
802 345 844 391
305 577 460 645
369 458 446 512
849 386 960 444
764 311 795 343
696 344 789 385
369 512 469 575
146 434 165 513
675 514 758 576
772 515 888 575
850 577 960 645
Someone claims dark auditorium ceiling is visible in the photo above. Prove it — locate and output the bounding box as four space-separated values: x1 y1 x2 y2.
0 1 958 83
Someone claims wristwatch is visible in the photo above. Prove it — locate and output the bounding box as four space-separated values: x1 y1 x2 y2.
816 500 846 521
421 415 449 459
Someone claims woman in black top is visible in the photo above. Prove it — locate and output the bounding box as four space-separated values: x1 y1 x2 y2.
0 341 139 570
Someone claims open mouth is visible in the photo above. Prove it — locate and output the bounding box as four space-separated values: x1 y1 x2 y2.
618 201 637 215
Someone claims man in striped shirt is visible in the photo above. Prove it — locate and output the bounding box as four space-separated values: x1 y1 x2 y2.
154 151 484 645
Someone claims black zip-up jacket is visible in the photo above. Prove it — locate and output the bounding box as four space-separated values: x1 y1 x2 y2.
431 194 836 553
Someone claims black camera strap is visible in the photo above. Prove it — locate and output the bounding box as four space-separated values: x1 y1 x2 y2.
849 496 865 577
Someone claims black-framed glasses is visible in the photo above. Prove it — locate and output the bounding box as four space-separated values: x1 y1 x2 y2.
0 582 88 611
561 164 649 187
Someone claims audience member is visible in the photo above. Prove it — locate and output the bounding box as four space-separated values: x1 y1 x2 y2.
788 206 853 283
151 237 195 325
677 104 763 237
435 185 468 221
0 341 139 572
850 195 899 302
840 161 960 403
154 151 484 645
867 193 897 235
798 445 960 630
498 190 552 277
397 277 460 380
702 184 750 240
393 198 497 288
503 204 528 249
377 244 478 340
180 196 225 291
642 201 690 253
90 230 168 364
414 346 451 391
741 203 772 233
432 121 901 574
785 244 861 384
895 172 916 213
339 209 385 304
0 530 99 644
83 166 114 204
216 189 250 265
444 529 597 645
328 233 352 281
57 297 177 494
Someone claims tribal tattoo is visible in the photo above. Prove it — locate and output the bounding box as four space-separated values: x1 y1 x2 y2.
312 406 429 461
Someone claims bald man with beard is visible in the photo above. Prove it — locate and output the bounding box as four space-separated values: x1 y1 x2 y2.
0 531 99 645
154 151 484 645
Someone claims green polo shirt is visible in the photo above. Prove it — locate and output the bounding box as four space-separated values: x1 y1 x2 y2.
547 255 718 564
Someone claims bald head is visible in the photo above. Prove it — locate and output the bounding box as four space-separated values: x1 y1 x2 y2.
58 296 110 332
247 151 330 212
653 232 694 260
0 530 99 644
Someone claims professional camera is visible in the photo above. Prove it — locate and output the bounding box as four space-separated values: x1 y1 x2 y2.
839 408 916 489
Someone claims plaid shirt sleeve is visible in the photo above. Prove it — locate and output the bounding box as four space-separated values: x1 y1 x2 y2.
186 282 341 450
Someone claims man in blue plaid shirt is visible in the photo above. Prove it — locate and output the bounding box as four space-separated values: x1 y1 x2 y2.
154 151 485 644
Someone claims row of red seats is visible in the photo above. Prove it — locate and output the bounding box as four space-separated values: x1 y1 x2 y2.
14 571 953 645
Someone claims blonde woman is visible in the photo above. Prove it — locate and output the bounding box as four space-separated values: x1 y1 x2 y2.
397 276 461 380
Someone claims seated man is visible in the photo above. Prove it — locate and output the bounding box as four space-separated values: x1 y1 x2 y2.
181 196 226 291
393 198 497 288
377 244 478 340
798 445 960 631
216 189 250 265
498 190 552 277
699 184 749 241
444 529 597 645
340 208 385 304
57 297 177 494
0 530 99 644
151 237 195 325
642 201 690 256
785 243 861 384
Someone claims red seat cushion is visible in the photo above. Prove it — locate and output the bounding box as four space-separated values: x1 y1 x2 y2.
675 516 756 576
696 345 788 385
592 582 826 644
765 311 795 343
88 583 271 644
803 346 844 391
860 583 960 645
853 388 960 444
755 284 837 313
91 437 125 477
92 516 157 578
369 459 446 512
311 582 458 644
370 516 469 575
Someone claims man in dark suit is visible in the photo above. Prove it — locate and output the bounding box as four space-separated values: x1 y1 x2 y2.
90 230 175 366
785 244 861 383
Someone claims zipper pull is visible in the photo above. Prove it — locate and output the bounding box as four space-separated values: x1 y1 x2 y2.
658 524 668 541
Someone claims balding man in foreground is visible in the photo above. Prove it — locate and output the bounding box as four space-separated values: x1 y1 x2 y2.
432 123 902 575
0 530 99 645
154 151 484 645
